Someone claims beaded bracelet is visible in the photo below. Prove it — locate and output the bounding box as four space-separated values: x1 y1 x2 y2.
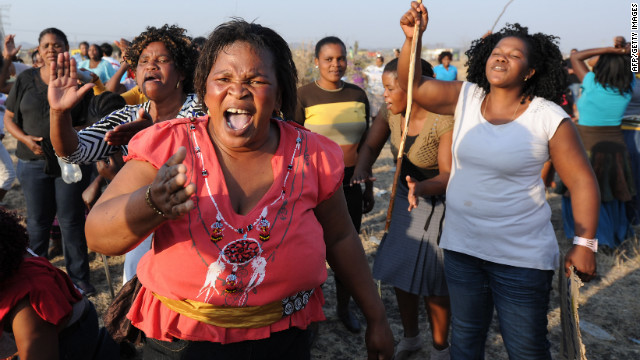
573 236 598 253
145 185 166 217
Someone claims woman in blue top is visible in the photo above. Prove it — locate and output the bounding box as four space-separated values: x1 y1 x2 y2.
432 51 457 81
77 44 116 83
564 45 635 248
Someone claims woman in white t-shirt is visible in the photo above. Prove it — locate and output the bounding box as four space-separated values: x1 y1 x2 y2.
397 3 600 359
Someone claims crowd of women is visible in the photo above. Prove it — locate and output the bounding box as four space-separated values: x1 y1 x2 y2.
0 1 635 359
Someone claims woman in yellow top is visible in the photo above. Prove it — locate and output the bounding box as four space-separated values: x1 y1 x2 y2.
294 36 373 333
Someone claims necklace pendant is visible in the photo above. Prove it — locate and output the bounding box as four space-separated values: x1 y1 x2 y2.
225 272 239 293
210 221 224 243
258 217 270 241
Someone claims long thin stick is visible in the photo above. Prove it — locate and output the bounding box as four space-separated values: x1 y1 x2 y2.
490 0 516 32
384 0 422 233
101 253 115 299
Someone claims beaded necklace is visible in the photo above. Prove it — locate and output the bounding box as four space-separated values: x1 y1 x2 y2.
188 118 302 244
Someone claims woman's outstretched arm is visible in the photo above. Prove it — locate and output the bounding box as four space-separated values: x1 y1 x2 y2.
550 119 599 281
315 188 394 359
570 46 630 83
86 147 195 255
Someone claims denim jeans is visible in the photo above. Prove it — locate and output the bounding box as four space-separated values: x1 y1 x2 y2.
0 140 15 191
568 83 581 104
16 159 92 283
143 327 310 360
444 250 553 360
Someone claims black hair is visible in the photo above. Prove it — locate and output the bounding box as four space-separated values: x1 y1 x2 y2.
314 36 346 58
90 43 103 58
193 36 206 51
31 49 39 64
126 24 197 94
377 55 385 63
438 51 453 64
384 57 434 78
0 209 29 284
593 54 633 95
88 92 127 124
194 18 298 118
465 23 567 104
38 27 68 48
79 41 89 48
100 42 113 57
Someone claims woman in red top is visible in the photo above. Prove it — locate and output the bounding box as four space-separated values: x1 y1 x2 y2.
51 19 394 359
0 209 118 360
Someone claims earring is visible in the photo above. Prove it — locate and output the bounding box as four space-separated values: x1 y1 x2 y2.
176 80 181 89
273 110 285 120
315 65 318 69
523 77 528 82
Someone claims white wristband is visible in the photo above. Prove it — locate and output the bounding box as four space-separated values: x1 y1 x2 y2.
573 236 598 253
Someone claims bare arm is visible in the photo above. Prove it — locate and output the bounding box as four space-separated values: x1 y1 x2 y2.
549 119 599 281
86 147 195 255
48 53 94 157
0 34 21 94
105 61 129 93
351 109 391 185
4 110 43 155
10 298 59 360
397 2 462 115
314 189 394 359
570 46 629 83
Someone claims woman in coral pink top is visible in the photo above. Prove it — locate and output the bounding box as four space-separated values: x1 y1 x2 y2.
50 19 394 359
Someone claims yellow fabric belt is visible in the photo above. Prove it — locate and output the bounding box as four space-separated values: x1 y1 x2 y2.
153 293 283 329
622 116 640 131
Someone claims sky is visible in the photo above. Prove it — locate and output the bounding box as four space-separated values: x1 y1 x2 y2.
1 0 631 55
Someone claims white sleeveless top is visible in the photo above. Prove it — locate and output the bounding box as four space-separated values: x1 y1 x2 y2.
440 82 569 270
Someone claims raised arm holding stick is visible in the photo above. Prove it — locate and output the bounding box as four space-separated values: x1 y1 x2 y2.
397 2 599 358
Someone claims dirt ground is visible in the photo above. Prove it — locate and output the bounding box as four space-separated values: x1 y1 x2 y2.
3 131 640 360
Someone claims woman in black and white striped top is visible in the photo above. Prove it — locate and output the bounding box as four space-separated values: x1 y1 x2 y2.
49 24 205 165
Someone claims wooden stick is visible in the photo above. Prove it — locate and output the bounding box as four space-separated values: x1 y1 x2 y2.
490 0 516 32
101 253 115 299
384 0 422 232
